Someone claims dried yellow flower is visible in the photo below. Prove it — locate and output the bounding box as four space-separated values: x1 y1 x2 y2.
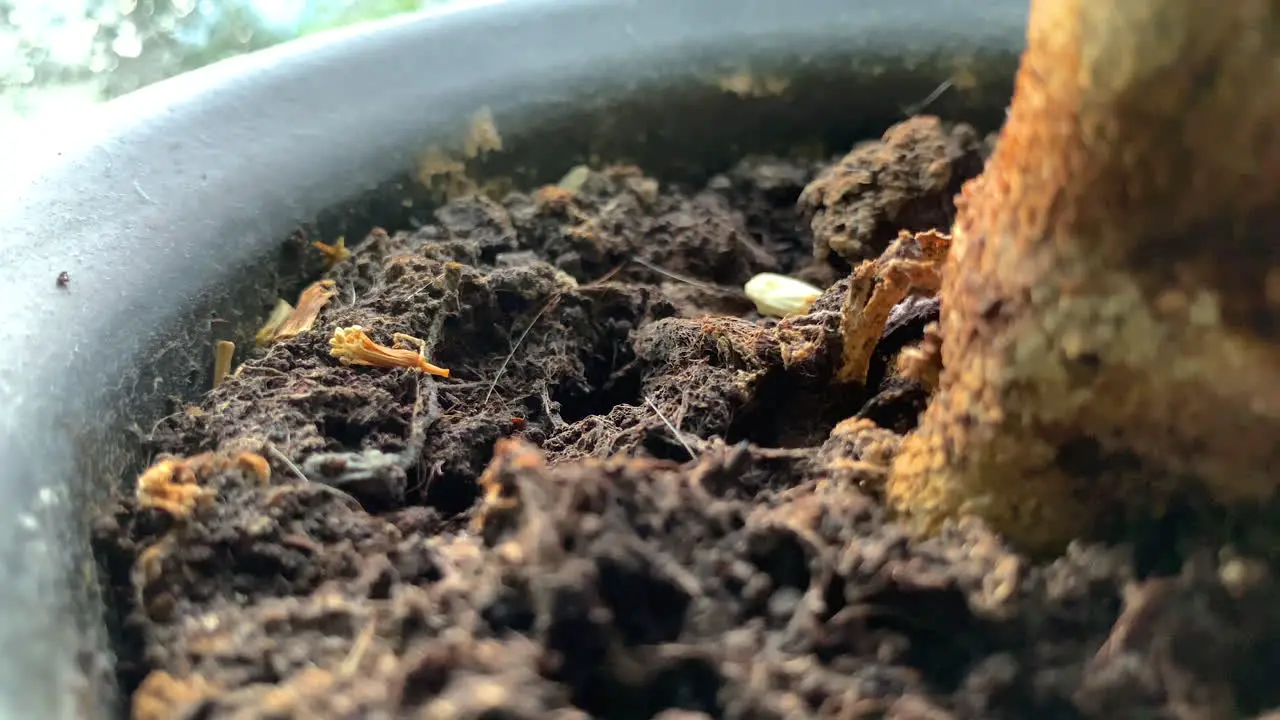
135 451 270 518
328 325 450 378
312 236 350 268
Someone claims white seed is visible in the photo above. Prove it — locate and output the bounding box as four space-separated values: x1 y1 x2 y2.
743 273 823 317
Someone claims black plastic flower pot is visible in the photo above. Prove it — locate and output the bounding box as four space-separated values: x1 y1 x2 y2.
0 0 1026 716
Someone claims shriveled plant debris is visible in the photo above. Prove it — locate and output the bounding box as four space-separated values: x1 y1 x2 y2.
93 29 1280 714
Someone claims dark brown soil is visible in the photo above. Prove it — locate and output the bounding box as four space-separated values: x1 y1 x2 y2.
93 116 1280 720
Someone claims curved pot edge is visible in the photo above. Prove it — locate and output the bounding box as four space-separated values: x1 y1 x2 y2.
0 1 1028 716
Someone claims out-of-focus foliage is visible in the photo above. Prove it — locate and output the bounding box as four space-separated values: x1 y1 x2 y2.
301 0 431 36
0 0 441 118
104 0 291 98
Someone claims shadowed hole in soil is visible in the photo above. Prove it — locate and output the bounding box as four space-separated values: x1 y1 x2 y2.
726 367 866 448
550 330 645 425
569 654 726 720
596 545 692 646
858 585 1010 693
746 526 813 593
320 415 377 450
641 657 726 717
639 425 697 463
395 657 451 711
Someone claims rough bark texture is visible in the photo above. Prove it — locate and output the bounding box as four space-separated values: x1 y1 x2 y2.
887 0 1280 554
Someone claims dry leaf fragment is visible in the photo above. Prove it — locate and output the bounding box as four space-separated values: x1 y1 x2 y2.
329 325 450 377
255 298 295 346
273 279 337 343
255 280 337 346
312 236 350 268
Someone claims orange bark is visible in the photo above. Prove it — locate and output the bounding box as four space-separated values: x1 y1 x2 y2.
886 0 1280 553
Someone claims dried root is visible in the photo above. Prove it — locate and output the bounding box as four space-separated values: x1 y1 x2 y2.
885 0 1280 554
836 229 948 385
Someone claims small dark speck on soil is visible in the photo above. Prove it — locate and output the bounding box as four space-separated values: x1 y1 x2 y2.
91 117 1280 720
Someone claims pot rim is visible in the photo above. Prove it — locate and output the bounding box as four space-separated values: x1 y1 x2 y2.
0 0 1026 715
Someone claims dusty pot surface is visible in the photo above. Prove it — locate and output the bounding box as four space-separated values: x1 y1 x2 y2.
0 0 1024 716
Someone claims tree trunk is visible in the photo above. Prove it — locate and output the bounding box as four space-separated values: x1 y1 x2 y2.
886 0 1280 555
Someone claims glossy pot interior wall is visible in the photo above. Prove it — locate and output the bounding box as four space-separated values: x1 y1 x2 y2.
0 0 1027 716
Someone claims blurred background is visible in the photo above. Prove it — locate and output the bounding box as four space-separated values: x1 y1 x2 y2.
0 0 454 133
